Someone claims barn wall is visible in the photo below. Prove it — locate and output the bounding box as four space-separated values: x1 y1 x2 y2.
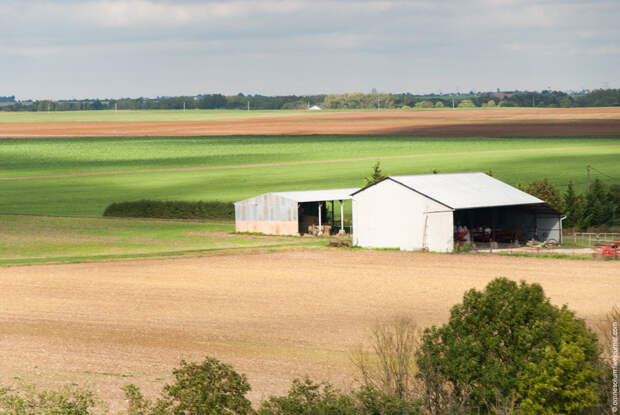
536 214 561 242
234 194 298 235
352 179 454 252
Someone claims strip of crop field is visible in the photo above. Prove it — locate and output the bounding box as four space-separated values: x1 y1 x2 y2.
0 143 617 181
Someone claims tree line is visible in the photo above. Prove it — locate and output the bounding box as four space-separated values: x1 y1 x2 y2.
2 89 619 111
517 177 619 229
0 94 325 112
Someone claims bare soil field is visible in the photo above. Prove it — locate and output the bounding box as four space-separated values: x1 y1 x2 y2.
2 107 620 138
0 248 617 411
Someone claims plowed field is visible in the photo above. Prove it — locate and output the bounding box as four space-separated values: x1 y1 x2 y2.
2 107 620 138
0 248 617 411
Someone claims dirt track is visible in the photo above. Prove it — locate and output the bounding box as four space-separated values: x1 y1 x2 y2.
0 248 617 410
2 108 620 138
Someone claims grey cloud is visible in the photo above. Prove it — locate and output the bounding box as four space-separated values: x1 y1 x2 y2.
1 0 618 99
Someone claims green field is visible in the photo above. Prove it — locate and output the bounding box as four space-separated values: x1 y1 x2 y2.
0 215 321 264
0 135 618 217
1 134 618 263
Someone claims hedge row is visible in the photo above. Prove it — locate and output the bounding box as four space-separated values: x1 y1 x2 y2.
103 200 234 220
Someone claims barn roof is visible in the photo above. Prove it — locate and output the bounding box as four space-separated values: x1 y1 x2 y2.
354 172 544 210
272 188 360 203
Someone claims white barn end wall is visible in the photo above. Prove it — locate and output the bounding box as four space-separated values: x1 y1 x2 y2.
352 179 454 252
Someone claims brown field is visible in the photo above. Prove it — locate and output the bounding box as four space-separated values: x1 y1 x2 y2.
2 107 620 138
0 248 617 411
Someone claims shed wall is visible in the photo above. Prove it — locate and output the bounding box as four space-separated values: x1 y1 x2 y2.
536 214 561 242
352 179 454 252
234 194 298 235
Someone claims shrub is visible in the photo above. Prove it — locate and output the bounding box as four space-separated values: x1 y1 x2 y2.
0 384 95 415
355 386 423 415
124 357 252 415
434 101 444 108
103 200 234 220
416 278 601 414
257 378 422 415
257 377 357 415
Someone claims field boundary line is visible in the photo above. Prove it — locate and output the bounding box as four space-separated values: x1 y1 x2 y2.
1 144 617 181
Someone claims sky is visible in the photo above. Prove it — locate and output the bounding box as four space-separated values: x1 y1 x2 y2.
1 0 619 100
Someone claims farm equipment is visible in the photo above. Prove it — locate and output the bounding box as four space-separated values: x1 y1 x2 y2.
594 241 620 259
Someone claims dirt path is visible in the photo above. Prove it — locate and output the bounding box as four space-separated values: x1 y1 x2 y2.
0 248 617 411
1 108 620 138
1 144 615 181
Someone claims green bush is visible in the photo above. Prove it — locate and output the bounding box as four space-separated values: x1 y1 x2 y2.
257 378 357 415
124 357 252 415
257 378 422 415
416 278 601 414
103 200 234 220
0 384 95 415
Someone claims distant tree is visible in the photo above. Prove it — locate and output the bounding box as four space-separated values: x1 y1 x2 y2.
364 162 387 187
486 100 496 107
583 178 615 227
562 181 585 228
559 96 573 108
414 101 433 108
498 100 516 107
524 178 564 212
434 101 444 108
457 99 475 108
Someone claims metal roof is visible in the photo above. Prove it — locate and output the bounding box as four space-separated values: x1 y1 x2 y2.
272 188 359 203
367 172 543 210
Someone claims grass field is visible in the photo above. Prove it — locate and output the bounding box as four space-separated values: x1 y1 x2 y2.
0 215 323 264
0 135 618 217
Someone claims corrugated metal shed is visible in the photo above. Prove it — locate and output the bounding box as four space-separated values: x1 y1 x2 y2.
272 188 359 203
370 173 543 210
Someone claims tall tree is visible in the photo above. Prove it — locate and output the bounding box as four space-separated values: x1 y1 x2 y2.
524 178 564 212
364 161 387 187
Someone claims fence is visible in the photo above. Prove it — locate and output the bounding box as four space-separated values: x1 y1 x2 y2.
570 232 620 247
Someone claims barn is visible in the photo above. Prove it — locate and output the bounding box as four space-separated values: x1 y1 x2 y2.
234 188 358 236
352 172 562 252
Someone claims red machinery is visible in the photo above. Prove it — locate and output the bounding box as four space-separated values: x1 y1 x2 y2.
595 241 620 259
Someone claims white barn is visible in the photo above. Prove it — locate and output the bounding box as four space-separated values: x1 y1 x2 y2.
352 173 562 252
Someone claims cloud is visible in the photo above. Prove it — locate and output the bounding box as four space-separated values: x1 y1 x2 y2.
1 0 618 98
